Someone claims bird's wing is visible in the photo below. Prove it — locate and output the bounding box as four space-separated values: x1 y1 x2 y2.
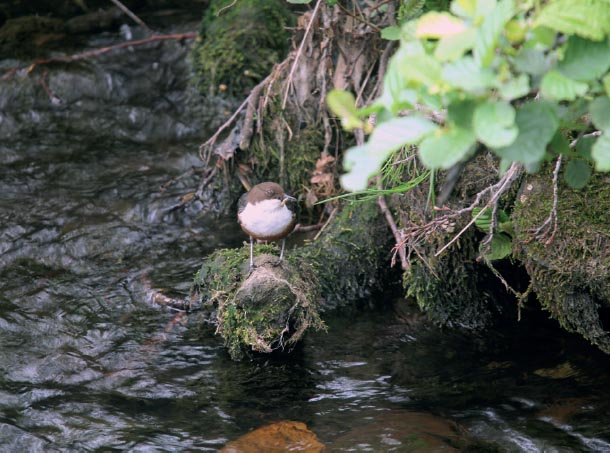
237 192 248 217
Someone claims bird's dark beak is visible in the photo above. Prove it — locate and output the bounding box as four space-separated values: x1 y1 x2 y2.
281 193 296 207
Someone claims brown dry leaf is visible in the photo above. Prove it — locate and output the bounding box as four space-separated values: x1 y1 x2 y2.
221 420 324 452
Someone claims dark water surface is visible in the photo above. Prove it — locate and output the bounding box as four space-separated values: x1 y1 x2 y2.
3 10 610 453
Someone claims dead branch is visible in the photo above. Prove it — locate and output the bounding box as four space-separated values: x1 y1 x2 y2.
375 175 407 270
109 0 151 31
435 161 523 256
2 33 197 80
282 0 323 110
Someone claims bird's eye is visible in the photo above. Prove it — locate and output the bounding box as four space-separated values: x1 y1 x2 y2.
266 189 274 196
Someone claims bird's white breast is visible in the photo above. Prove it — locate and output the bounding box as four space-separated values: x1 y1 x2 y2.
238 199 294 238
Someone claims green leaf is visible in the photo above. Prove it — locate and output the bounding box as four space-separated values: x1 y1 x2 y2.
498 74 530 101
473 100 519 148
418 126 476 169
602 74 610 98
589 96 610 132
529 26 557 49
540 70 588 101
512 48 549 75
495 101 559 165
448 99 477 130
416 12 467 38
536 0 610 41
341 145 380 192
381 26 402 40
434 28 476 61
451 0 477 18
401 54 443 88
558 36 610 81
473 206 492 232
576 135 595 159
442 56 495 93
474 0 515 67
564 159 592 189
341 117 438 191
368 116 438 154
549 132 570 155
592 133 610 171
326 90 363 130
484 233 513 260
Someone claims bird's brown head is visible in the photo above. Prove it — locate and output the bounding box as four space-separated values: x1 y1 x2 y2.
248 182 295 205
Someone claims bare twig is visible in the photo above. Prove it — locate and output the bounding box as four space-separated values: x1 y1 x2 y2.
282 0 323 110
2 33 197 80
217 0 238 16
109 0 151 31
376 176 408 270
435 162 523 257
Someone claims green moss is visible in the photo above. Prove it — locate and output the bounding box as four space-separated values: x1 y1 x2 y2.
513 168 610 352
192 0 293 97
192 199 389 359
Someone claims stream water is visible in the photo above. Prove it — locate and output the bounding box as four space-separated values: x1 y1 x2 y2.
2 7 610 452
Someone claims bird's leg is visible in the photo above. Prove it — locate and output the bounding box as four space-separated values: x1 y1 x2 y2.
249 236 255 269
276 238 286 266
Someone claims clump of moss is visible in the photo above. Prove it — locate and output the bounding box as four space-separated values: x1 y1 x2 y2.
404 229 494 329
192 0 294 97
513 168 610 352
193 245 325 360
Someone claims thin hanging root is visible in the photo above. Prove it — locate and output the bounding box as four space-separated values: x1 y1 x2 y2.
527 155 562 245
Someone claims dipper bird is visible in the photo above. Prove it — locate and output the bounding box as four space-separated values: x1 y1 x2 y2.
237 182 296 268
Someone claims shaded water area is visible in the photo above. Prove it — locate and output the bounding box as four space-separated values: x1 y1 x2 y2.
3 10 610 453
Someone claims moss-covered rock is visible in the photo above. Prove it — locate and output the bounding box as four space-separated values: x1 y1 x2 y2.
192 200 390 360
513 167 610 352
192 0 294 97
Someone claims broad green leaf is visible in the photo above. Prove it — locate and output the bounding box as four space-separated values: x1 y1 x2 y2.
381 26 401 40
512 48 548 75
498 74 530 101
447 98 477 130
589 96 610 132
341 117 438 191
557 36 610 81
450 0 477 18
473 100 519 148
495 101 559 165
442 56 495 93
549 132 570 155
540 70 588 101
592 133 610 171
416 12 467 38
474 0 515 67
576 135 596 159
434 28 476 61
473 207 492 232
484 233 513 260
418 126 476 169
368 116 438 154
603 74 610 98
341 145 380 192
505 19 525 43
401 54 443 88
536 0 610 41
564 159 592 189
528 26 556 49
326 90 363 130
379 47 422 113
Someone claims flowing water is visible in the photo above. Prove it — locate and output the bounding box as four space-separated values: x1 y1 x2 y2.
2 8 610 452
